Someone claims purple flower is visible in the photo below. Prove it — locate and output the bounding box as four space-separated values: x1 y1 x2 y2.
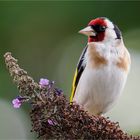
55 88 63 96
12 98 22 108
47 119 54 125
39 78 49 87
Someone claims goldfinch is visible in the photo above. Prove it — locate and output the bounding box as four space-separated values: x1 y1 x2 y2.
70 17 131 115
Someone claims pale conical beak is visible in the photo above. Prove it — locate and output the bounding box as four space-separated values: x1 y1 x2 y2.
79 26 96 36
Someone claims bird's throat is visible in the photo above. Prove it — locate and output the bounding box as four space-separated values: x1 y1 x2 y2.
88 32 105 42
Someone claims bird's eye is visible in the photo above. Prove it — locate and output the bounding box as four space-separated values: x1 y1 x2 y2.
91 25 106 32
99 26 106 32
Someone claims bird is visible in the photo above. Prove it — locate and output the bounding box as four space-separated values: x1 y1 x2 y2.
70 17 131 116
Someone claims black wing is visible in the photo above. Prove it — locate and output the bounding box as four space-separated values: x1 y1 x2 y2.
70 46 87 102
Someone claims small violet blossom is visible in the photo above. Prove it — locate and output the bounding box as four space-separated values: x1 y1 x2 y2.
47 119 55 126
55 88 63 96
39 78 49 87
12 98 22 108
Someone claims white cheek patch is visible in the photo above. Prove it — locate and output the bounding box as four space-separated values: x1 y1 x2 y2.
104 19 118 40
105 28 117 40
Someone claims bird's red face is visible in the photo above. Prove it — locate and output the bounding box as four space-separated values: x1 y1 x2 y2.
79 17 108 42
79 17 122 43
88 18 107 42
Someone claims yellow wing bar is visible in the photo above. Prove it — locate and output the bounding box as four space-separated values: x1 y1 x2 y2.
70 68 78 102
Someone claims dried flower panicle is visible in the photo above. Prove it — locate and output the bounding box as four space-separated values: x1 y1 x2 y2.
4 52 140 140
30 92 140 140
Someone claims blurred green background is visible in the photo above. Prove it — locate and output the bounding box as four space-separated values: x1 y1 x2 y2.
0 1 140 139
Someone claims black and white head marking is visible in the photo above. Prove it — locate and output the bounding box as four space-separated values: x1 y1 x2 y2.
114 24 121 39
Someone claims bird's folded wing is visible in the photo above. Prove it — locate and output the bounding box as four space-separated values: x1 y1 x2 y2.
70 46 87 102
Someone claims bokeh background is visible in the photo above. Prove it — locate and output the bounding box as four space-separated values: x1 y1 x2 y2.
0 1 140 139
